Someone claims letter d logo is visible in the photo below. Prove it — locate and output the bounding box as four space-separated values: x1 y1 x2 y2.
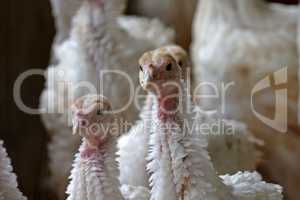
251 67 287 133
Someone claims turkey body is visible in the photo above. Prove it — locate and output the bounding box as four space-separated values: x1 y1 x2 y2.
67 94 150 200
118 46 259 189
50 0 83 62
146 81 282 200
67 139 150 200
127 0 198 49
137 49 282 200
191 0 299 199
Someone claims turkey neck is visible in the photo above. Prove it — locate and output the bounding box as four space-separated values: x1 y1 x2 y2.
141 93 155 118
73 0 125 73
147 81 186 200
157 92 180 122
79 136 124 200
148 81 234 200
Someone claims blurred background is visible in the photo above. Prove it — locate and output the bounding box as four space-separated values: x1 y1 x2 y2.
1 0 299 199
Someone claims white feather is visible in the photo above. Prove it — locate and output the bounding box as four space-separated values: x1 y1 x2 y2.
221 171 283 200
0 141 27 200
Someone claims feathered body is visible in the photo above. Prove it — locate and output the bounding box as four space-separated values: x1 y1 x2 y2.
118 46 258 189
138 49 283 200
0 141 27 200
120 184 150 200
221 171 283 200
67 94 149 200
147 82 233 200
118 96 259 190
40 0 174 198
50 0 83 61
118 94 154 187
195 112 259 174
67 139 123 200
191 1 299 198
192 0 298 123
127 0 198 49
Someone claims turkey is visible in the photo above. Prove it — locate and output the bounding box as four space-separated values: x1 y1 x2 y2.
118 45 191 187
50 0 83 57
49 0 176 60
127 0 198 49
67 94 149 200
40 0 174 198
118 46 258 189
191 0 299 198
138 49 282 200
0 140 27 200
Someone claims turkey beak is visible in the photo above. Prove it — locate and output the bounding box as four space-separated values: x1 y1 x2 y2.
72 111 88 135
72 118 80 135
71 104 80 135
141 72 152 90
141 66 157 90
144 71 152 83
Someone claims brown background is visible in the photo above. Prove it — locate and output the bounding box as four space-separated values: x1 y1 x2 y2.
0 0 298 199
0 0 55 199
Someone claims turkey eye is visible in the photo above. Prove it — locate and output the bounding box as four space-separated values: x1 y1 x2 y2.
139 66 143 72
97 109 102 116
178 61 183 67
166 63 172 71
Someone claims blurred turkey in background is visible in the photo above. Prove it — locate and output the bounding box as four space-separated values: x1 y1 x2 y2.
191 1 300 200
1 0 300 200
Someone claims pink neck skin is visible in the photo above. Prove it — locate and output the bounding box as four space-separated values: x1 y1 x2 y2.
157 89 179 122
80 134 107 159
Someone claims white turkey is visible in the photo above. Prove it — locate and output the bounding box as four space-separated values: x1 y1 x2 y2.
117 45 191 187
138 49 282 200
40 0 174 198
118 46 259 189
49 0 83 62
0 140 27 200
49 0 177 58
127 0 198 49
50 0 82 43
191 0 299 198
67 94 149 200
